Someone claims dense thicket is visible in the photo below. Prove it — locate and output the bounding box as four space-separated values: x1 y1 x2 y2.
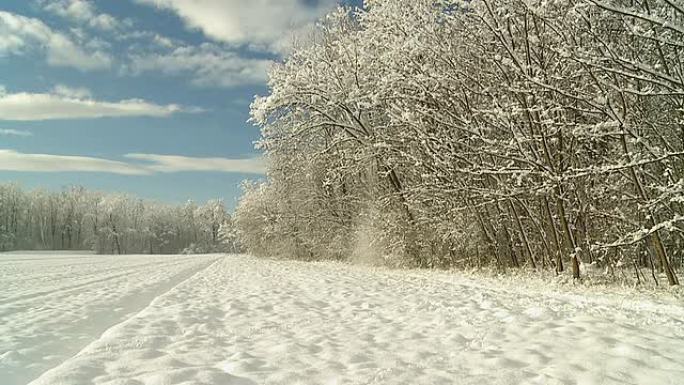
236 0 684 285
0 183 238 254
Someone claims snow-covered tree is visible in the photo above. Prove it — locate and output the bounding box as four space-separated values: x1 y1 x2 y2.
0 183 237 255
237 0 683 285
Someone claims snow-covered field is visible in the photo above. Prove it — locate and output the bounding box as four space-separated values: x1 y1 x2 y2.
1 253 683 385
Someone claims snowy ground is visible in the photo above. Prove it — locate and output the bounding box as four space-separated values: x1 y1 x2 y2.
2 253 683 385
0 253 219 385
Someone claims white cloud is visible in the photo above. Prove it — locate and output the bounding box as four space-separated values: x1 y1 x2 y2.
0 10 112 70
0 150 150 175
133 0 337 53
151 34 175 48
40 0 129 31
0 150 266 175
52 84 93 99
126 153 266 174
0 129 33 137
47 33 112 70
128 43 271 87
0 87 194 121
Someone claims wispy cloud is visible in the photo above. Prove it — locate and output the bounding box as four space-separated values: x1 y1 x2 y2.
0 150 150 175
52 84 93 99
0 10 112 71
0 86 198 121
128 43 271 88
126 153 266 174
0 128 33 137
0 150 266 175
133 0 337 53
39 0 130 32
0 129 33 137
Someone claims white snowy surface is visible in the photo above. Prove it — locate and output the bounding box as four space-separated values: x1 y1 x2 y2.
0 253 219 385
1 254 683 385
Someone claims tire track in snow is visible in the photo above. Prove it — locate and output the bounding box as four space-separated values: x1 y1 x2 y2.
0 257 199 306
0 255 221 385
25 256 224 385
0 255 199 302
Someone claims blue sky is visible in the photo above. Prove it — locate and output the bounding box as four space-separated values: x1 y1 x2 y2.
0 0 361 209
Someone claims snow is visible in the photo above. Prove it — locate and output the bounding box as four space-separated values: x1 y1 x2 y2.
0 253 219 385
2 253 684 385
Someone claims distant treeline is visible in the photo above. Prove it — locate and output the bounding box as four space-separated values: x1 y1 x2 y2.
0 183 238 254
235 0 684 285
